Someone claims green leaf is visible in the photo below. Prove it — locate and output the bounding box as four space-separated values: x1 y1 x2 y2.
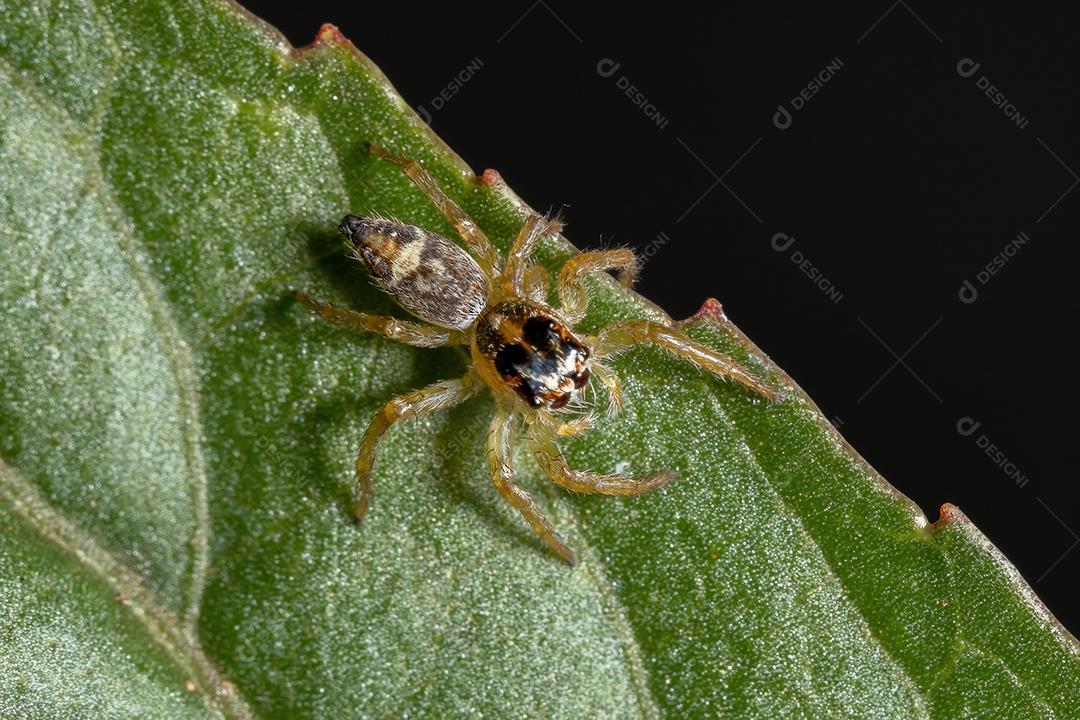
0 2 1077 717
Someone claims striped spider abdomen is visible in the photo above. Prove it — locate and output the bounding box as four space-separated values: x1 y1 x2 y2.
340 214 487 330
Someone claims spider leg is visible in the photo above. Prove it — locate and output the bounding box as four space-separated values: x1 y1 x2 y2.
589 360 624 417
354 374 479 521
368 142 500 277
523 264 552 304
557 248 639 324
294 291 467 347
552 413 596 437
596 320 775 400
527 421 673 495
501 213 564 296
487 406 576 564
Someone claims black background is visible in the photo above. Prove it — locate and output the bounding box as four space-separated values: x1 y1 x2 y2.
241 1 1079 630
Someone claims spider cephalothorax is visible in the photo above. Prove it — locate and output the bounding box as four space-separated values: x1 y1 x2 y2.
475 302 591 410
296 143 774 564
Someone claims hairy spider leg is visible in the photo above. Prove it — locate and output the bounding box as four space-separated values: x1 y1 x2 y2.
552 414 596 437
557 249 639 324
294 291 467 348
588 360 624 417
501 213 564 296
487 407 576 565
368 143 500 277
527 420 674 495
354 375 480 521
596 320 775 400
523 265 552 305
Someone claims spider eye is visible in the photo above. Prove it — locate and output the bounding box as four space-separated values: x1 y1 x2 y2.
494 343 530 378
338 213 366 239
522 317 558 348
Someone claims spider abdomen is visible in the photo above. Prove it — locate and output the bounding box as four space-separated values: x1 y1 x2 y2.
475 301 590 410
340 214 488 330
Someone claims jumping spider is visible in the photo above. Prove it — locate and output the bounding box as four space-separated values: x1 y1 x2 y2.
295 143 774 564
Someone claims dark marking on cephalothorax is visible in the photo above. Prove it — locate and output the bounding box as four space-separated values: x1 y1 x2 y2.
339 214 487 329
477 301 590 409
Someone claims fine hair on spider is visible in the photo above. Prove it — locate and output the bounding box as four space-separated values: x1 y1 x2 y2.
294 141 775 565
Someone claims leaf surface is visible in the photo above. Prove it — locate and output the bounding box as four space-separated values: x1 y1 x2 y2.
0 2 1077 717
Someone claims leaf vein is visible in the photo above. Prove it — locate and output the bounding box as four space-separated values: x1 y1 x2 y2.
0 459 255 720
0 47 218 699
700 373 933 718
